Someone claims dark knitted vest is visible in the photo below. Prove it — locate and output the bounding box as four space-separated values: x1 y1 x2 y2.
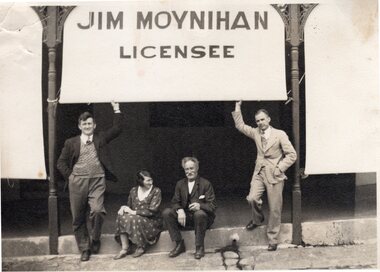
72 142 104 177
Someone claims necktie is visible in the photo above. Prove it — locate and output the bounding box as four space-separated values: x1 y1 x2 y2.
86 136 91 144
261 133 267 150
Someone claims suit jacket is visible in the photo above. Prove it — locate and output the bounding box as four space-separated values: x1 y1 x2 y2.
171 176 217 220
57 113 123 182
232 111 297 184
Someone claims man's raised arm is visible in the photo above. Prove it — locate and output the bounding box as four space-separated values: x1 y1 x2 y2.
103 101 123 143
232 100 255 138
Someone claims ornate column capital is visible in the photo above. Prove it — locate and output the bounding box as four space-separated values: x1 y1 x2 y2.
32 6 75 46
271 4 318 43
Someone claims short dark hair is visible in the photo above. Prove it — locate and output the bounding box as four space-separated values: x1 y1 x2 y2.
255 109 270 118
136 170 153 187
78 112 95 125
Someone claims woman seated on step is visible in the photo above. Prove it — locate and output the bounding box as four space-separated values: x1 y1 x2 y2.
114 170 162 259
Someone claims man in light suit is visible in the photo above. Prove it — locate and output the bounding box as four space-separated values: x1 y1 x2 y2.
57 101 122 261
163 157 217 259
232 101 296 251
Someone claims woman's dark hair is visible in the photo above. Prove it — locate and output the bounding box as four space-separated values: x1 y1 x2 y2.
136 170 153 187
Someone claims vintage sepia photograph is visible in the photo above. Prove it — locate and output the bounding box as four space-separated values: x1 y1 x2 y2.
1 0 378 270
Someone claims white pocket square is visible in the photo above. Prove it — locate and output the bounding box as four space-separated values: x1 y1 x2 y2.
199 195 205 199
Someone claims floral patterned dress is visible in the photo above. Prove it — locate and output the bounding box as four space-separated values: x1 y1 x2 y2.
115 186 162 248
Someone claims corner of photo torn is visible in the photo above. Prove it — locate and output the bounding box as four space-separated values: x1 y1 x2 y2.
0 4 45 57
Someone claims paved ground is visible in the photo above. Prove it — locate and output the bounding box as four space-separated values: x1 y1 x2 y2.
3 242 377 270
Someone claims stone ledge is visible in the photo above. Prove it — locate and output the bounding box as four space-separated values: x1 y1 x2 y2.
301 218 377 246
2 236 49 258
58 224 292 255
2 218 376 257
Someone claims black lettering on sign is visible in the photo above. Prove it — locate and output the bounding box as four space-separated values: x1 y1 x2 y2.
78 11 123 30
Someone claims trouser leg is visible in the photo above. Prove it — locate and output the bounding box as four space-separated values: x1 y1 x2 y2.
163 208 182 242
192 210 212 247
69 175 90 252
88 177 106 241
246 173 266 224
266 181 284 245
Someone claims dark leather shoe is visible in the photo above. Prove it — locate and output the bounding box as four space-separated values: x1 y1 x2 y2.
194 246 205 259
268 244 278 251
80 250 91 262
169 240 186 257
246 221 260 231
91 240 101 254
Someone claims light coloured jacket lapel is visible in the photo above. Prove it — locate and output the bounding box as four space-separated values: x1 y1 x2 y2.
263 128 278 152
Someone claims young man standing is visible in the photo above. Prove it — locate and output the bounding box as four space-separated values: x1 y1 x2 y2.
57 101 122 261
232 100 296 251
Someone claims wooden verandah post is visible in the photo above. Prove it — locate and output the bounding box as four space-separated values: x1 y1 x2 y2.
33 5 74 255
45 6 60 255
289 4 302 245
273 4 317 245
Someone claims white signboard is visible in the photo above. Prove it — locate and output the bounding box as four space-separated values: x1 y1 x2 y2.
0 4 47 179
61 1 287 103
304 0 378 174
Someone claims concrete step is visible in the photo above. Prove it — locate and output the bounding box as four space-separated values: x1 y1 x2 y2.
58 223 292 255
2 218 376 257
2 224 292 257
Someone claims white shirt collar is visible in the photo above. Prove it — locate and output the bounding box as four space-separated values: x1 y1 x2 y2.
188 179 196 194
260 126 272 140
80 134 93 144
